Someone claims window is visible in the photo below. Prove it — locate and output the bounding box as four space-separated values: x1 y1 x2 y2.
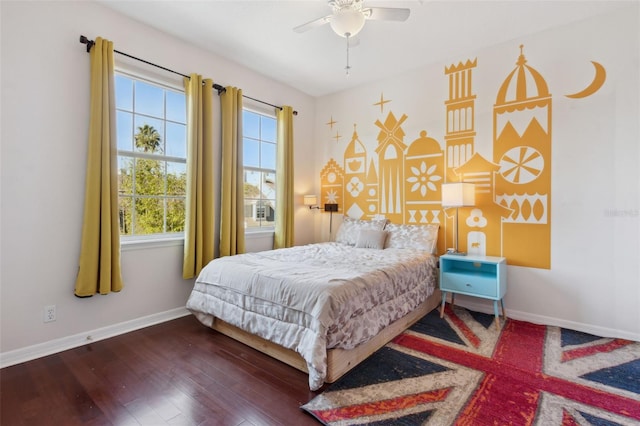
243 109 277 231
115 72 187 239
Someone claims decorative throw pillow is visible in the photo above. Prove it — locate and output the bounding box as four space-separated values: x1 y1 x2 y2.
335 216 388 246
355 229 387 249
384 223 439 253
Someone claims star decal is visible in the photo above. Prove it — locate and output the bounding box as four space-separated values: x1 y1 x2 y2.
374 92 391 113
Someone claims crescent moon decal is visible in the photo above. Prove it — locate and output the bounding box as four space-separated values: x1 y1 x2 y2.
565 61 606 99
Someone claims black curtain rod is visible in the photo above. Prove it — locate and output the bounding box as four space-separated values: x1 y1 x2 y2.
80 35 190 79
79 35 298 115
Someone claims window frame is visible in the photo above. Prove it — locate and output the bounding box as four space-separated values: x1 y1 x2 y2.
114 68 188 244
242 105 278 234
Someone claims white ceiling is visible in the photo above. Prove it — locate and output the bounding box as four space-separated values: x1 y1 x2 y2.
98 0 627 97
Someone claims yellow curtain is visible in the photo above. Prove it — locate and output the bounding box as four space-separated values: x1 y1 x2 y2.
74 37 123 297
274 106 295 249
182 75 216 279
219 87 245 256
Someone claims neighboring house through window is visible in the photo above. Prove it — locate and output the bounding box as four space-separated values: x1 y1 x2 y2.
243 109 277 231
115 71 187 240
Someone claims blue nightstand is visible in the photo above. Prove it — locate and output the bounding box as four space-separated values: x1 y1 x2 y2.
439 254 507 329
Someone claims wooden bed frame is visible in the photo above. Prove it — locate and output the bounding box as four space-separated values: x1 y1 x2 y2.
210 287 442 384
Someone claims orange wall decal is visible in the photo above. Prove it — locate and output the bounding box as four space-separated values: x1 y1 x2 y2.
565 61 606 99
319 45 607 270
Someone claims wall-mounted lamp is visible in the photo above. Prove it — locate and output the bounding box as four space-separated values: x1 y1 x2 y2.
304 195 321 210
441 182 475 255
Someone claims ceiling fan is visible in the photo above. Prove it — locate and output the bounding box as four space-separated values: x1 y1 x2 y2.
294 0 410 38
293 1 411 74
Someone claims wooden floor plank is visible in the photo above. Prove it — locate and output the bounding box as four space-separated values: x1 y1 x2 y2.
1 315 319 425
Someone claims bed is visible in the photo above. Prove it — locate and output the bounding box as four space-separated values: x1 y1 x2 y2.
186 218 441 390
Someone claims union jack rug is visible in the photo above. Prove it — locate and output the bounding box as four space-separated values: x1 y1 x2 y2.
301 306 640 425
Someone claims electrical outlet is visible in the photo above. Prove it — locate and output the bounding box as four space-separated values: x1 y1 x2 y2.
44 305 56 323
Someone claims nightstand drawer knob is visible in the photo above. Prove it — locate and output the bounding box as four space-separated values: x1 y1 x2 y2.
466 283 471 287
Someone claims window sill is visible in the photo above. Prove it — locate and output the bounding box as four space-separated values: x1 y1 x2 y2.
245 229 275 239
120 231 273 250
121 236 184 251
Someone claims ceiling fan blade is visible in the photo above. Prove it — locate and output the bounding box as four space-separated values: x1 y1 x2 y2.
363 7 411 21
293 15 332 33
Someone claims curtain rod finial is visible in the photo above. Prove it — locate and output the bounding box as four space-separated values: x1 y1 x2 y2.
79 35 94 52
212 83 227 95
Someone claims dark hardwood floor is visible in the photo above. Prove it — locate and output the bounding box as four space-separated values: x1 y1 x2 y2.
0 315 322 425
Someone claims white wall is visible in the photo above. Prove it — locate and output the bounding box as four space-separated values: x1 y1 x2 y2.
314 5 639 340
0 0 316 363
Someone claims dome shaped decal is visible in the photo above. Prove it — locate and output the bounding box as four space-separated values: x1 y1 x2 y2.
496 45 549 105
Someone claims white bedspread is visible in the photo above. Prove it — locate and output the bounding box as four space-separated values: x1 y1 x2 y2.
186 242 437 390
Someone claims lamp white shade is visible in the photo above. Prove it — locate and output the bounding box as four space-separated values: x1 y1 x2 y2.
304 195 318 206
441 183 475 207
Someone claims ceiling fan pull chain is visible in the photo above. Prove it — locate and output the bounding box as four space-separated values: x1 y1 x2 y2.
345 34 351 75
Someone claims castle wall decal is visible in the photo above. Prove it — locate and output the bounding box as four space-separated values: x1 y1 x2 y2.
319 45 606 269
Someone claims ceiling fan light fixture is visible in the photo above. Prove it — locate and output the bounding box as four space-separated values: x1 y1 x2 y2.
329 8 365 38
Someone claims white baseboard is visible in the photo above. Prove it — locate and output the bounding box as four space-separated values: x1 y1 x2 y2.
3 302 637 370
457 300 640 342
0 307 191 369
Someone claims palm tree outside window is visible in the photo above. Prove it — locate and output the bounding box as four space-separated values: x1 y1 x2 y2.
115 72 187 239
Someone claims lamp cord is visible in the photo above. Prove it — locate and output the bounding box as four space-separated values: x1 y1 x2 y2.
329 211 334 240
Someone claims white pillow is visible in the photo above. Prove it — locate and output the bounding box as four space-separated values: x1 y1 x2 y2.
355 229 387 249
384 223 439 253
335 216 388 246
